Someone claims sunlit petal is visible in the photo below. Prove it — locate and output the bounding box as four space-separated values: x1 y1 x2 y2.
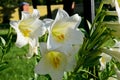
113 39 120 48
15 30 28 47
32 9 40 18
99 53 112 70
102 48 120 63
21 11 31 20
54 9 69 22
35 42 76 80
10 21 28 47
35 50 67 80
47 9 84 50
26 38 39 59
10 9 46 48
43 18 54 29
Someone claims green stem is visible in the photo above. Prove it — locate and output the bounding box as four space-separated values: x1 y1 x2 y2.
90 2 104 32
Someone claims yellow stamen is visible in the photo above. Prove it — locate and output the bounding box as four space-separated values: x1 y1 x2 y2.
46 51 65 69
19 23 31 37
21 29 31 37
52 32 65 42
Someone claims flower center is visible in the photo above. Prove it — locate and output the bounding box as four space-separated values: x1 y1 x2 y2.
19 23 31 37
46 51 65 69
52 32 65 42
21 29 31 37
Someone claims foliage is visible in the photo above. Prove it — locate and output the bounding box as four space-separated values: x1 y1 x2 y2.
0 0 32 23
1 0 120 80
0 0 32 7
0 27 13 73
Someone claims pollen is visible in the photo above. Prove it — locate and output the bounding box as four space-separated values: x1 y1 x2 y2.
21 29 31 37
46 51 63 69
19 22 32 37
57 34 64 40
52 32 65 42
53 56 60 68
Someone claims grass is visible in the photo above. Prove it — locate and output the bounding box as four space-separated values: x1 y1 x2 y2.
0 43 37 80
0 29 9 35
0 28 49 80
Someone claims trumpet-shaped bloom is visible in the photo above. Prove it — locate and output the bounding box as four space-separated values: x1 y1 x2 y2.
26 38 39 59
113 39 120 48
47 9 84 50
102 48 120 63
99 53 112 70
34 43 77 80
101 40 120 63
10 9 46 58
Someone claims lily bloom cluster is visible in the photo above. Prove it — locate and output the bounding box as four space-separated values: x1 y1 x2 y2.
10 0 120 79
10 9 84 80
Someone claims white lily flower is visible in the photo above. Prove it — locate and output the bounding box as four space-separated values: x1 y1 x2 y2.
102 48 120 63
10 9 46 58
34 42 77 80
99 53 112 70
26 38 39 59
113 39 120 48
47 9 84 50
10 9 46 48
43 18 54 29
101 39 120 63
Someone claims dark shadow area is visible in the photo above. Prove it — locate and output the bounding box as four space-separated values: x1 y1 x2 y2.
1 7 16 24
40 9 58 20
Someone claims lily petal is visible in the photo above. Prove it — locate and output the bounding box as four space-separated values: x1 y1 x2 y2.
32 9 40 18
10 9 46 48
10 21 28 47
35 42 77 80
47 9 84 50
21 11 31 20
99 53 112 70
35 48 67 80
102 48 120 63
26 38 39 59
54 9 69 23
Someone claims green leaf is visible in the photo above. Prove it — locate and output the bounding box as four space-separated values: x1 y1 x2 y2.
0 61 9 72
0 36 6 46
